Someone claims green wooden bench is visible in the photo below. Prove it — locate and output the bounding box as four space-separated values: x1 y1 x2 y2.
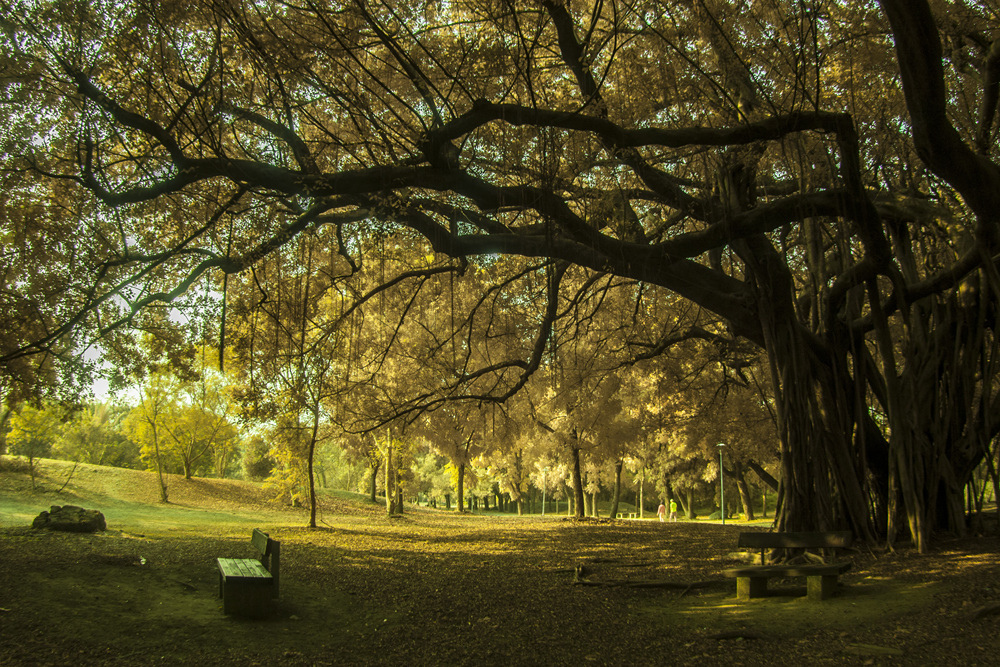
216 528 280 617
723 531 853 601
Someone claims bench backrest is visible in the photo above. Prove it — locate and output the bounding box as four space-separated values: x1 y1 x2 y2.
737 531 853 550
251 528 274 557
250 528 280 595
738 531 852 566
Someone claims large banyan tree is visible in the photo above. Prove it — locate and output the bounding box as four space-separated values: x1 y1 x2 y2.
3 0 1000 550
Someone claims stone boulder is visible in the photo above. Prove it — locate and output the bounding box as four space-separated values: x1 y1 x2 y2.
32 505 107 533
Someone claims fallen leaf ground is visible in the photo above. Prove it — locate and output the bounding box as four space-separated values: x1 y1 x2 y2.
1 458 999 666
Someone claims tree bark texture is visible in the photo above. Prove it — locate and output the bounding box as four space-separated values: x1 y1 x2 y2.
153 434 168 504
385 439 395 515
308 411 320 528
571 446 585 519
369 459 380 504
731 462 755 521
609 458 623 519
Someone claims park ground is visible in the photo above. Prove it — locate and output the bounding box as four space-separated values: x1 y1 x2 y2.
1 459 999 666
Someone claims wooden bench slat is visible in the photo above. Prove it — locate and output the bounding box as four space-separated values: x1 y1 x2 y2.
218 558 271 580
736 530 853 550
723 561 852 578
250 528 271 556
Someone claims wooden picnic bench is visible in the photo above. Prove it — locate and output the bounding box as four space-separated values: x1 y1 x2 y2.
723 530 853 602
216 528 280 617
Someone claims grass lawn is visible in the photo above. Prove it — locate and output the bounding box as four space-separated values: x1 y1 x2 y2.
2 458 999 665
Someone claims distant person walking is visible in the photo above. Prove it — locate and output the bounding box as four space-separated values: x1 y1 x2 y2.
657 502 666 522
669 499 678 522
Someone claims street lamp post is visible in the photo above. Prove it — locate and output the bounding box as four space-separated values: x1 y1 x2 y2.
717 443 726 525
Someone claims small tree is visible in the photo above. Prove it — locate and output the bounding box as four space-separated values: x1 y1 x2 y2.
57 404 139 468
266 420 312 508
411 448 450 507
123 370 175 502
242 435 274 481
7 403 62 488
159 404 239 479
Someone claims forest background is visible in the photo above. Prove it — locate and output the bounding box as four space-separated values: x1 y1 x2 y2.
3 0 1000 549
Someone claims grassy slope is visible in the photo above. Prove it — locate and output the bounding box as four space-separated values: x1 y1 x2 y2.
0 457 379 534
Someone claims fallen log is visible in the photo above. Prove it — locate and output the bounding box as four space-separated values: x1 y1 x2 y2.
709 630 765 640
572 576 720 590
971 601 1000 620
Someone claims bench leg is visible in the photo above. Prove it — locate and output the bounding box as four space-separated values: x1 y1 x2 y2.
221 579 273 617
737 576 768 601
807 574 838 600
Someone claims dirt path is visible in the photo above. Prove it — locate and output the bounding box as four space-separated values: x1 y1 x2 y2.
2 460 999 665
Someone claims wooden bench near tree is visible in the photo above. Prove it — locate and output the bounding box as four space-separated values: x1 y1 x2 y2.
723 531 853 602
216 529 280 618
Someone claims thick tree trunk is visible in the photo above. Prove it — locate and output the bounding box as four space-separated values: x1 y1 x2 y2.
986 446 1000 527
766 328 860 533
873 289 995 550
385 439 395 515
740 231 994 552
638 474 644 519
369 459 380 503
307 439 317 527
571 446 585 519
456 462 466 513
0 407 9 456
732 463 755 521
308 412 320 528
609 458 623 518
740 238 872 539
874 2 1000 551
153 434 168 503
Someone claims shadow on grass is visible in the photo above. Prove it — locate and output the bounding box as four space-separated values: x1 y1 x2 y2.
641 574 940 641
